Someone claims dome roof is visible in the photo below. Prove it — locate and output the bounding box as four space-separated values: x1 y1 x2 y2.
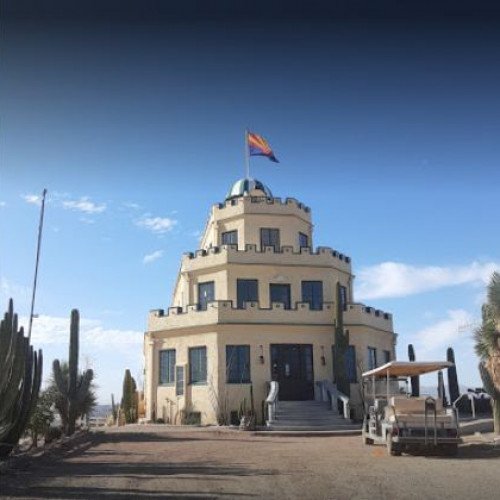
226 178 273 200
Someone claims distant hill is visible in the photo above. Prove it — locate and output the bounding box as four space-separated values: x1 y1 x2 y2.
91 405 112 418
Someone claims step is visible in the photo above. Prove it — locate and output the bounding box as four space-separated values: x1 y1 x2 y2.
273 418 354 425
274 414 346 422
254 428 362 437
266 424 361 432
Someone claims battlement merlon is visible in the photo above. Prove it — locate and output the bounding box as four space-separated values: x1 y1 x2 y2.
180 244 352 274
200 196 313 250
214 196 312 222
344 303 394 333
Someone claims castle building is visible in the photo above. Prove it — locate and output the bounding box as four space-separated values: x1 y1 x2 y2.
144 178 396 425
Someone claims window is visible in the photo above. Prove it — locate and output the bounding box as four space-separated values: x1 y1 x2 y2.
299 232 309 248
270 283 291 309
189 346 207 384
237 279 258 309
260 228 280 251
367 347 377 370
175 366 184 396
301 281 323 310
221 230 238 246
339 285 348 311
226 345 251 383
198 281 215 311
345 346 357 383
159 349 176 384
383 350 391 364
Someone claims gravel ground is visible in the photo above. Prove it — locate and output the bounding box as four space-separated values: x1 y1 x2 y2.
1 424 499 499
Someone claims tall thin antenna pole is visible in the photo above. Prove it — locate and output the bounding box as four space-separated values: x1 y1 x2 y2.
28 188 47 341
244 128 250 179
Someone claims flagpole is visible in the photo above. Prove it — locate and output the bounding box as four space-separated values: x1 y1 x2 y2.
28 188 47 341
244 128 250 179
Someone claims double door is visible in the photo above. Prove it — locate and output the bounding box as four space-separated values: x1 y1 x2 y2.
270 344 314 400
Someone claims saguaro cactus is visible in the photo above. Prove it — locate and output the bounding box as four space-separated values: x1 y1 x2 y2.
111 393 117 422
437 370 448 406
407 344 420 397
446 347 460 404
0 299 43 458
333 283 350 396
53 309 93 435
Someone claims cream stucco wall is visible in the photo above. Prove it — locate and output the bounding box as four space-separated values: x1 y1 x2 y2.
144 184 398 425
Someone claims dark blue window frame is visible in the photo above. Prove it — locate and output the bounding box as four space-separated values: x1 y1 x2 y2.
159 349 176 385
226 345 251 383
367 347 377 370
301 281 323 310
198 281 215 311
270 283 291 309
189 346 207 384
221 230 238 246
345 346 357 383
299 232 309 248
237 279 259 309
260 228 280 251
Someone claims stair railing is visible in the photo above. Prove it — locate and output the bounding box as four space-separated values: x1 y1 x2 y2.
265 381 279 425
316 380 350 420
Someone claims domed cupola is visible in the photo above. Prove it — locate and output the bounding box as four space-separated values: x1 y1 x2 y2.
226 178 273 200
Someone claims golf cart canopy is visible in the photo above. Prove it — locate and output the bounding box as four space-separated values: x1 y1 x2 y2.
362 361 453 379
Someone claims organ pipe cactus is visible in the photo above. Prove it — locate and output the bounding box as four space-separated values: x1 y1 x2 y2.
407 344 420 397
0 299 43 458
53 309 93 435
446 347 460 404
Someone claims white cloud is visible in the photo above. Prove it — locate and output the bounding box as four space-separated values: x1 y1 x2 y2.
22 194 42 206
143 250 164 264
0 277 31 312
123 202 141 210
356 261 500 300
136 216 177 234
62 197 106 214
20 314 142 349
413 309 473 356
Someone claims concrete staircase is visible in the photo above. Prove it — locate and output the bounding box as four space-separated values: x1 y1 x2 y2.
266 400 360 433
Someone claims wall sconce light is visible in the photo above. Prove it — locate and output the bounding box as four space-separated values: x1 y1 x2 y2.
259 345 265 364
320 345 326 366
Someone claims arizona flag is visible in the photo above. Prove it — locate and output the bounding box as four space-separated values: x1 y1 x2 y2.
247 131 279 163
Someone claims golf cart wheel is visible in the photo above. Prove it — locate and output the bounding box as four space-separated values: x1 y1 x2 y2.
363 434 374 445
386 433 402 456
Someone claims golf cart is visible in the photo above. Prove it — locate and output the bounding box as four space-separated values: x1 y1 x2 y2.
361 361 462 456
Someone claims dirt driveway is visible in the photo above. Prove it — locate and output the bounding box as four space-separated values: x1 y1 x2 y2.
1 425 499 499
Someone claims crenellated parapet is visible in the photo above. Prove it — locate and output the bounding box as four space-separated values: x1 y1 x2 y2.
217 195 310 213
148 300 336 331
211 195 312 223
181 244 352 273
344 303 394 333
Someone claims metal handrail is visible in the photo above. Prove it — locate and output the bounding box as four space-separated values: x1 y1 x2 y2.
265 381 279 424
452 393 476 420
317 380 350 419
424 397 438 446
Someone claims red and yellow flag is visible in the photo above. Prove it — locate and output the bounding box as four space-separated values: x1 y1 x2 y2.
247 131 279 163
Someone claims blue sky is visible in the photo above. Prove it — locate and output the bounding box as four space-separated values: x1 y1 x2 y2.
1 12 499 402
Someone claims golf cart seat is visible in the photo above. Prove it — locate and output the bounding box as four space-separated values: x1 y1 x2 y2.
389 396 444 414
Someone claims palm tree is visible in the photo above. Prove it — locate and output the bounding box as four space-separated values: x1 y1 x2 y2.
474 272 500 435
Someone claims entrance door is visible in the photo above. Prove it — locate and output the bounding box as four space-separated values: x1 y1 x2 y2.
270 344 314 400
